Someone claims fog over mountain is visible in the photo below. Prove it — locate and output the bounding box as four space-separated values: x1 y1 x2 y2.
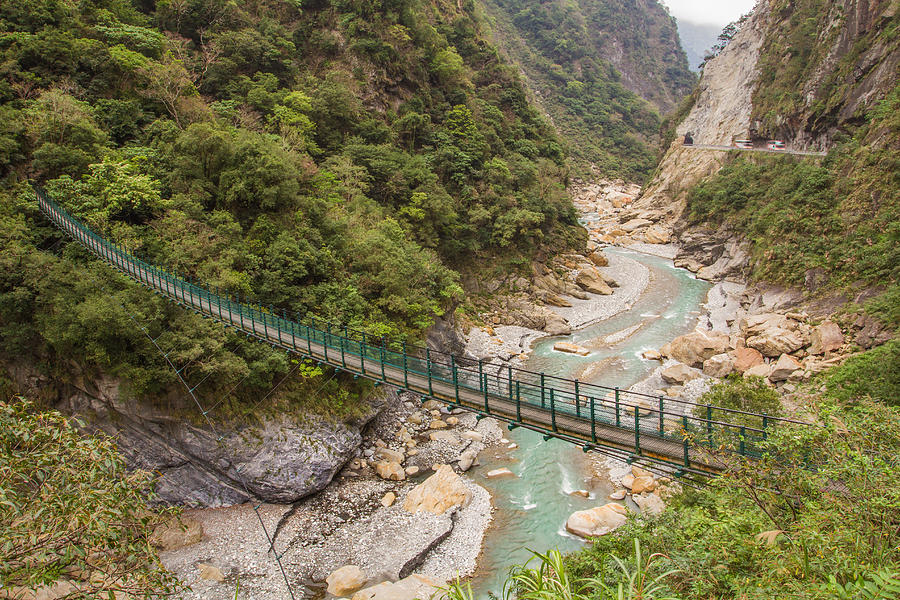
676 19 723 71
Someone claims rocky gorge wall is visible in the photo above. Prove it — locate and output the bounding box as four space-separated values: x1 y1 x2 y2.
6 361 386 507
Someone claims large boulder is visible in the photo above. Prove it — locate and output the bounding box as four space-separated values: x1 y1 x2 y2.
575 268 613 295
150 516 203 551
769 354 802 382
660 330 729 368
630 476 657 494
661 363 702 385
746 328 805 357
374 461 406 481
702 353 734 378
375 448 405 464
632 492 666 516
403 465 471 515
327 566 368 597
352 574 444 600
565 503 629 538
730 347 764 373
457 448 478 472
740 313 796 337
643 226 670 244
743 363 773 379
588 250 609 267
808 321 844 355
13 367 382 507
553 341 591 356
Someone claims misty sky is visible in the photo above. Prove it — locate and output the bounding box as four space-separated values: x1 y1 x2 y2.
661 0 758 26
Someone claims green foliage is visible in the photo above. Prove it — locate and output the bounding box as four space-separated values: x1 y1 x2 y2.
821 570 900 600
0 0 584 418
439 545 680 600
0 397 181 596
567 347 900 599
825 340 900 407
46 156 169 230
695 374 781 429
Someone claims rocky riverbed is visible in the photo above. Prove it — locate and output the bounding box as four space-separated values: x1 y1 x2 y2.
156 389 508 599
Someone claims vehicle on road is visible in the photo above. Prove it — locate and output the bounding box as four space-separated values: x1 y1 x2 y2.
734 139 754 149
767 139 786 150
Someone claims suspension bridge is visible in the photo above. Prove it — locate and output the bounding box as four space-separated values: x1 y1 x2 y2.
35 188 802 483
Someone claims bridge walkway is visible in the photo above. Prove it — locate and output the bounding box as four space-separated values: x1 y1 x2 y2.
36 188 803 480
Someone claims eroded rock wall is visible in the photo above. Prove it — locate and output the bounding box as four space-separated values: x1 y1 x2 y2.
8 361 385 507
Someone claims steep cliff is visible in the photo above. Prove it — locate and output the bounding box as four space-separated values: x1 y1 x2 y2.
479 0 695 178
627 2 771 224
624 0 897 305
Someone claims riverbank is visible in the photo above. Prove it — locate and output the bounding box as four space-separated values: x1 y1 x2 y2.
159 390 507 599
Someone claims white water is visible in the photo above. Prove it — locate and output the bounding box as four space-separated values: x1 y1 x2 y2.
467 247 711 596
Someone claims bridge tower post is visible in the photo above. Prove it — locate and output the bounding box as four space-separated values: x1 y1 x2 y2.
380 337 387 382
515 381 521 421
706 404 713 448
635 410 641 454
658 396 665 435
478 360 483 393
682 415 690 467
590 396 596 442
426 348 433 396
402 341 409 389
360 331 367 375
452 356 459 405
615 387 620 427
340 325 347 369
507 366 513 404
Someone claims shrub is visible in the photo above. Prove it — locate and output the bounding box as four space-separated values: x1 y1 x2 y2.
0 397 181 596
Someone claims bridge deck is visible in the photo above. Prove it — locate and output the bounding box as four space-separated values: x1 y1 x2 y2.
36 189 790 478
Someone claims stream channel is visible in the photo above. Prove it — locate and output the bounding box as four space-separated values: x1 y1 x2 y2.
466 246 711 597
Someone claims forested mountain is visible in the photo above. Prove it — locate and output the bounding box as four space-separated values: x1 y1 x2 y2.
480 0 695 179
0 0 586 406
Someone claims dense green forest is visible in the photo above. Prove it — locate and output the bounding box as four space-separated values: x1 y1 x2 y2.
480 0 695 179
0 0 585 410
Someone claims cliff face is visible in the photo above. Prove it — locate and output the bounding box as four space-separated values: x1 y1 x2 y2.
752 0 900 146
629 0 898 227
627 3 771 224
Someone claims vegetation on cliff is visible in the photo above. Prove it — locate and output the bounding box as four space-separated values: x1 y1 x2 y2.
0 0 584 409
479 0 695 179
686 82 899 329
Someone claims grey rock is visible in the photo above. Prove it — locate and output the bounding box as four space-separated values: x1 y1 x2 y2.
12 364 386 507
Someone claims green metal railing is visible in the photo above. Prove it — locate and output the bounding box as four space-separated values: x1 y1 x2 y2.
35 187 806 474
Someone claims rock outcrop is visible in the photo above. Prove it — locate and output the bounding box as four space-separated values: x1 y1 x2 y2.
9 363 384 507
403 465 471 516
565 503 629 538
